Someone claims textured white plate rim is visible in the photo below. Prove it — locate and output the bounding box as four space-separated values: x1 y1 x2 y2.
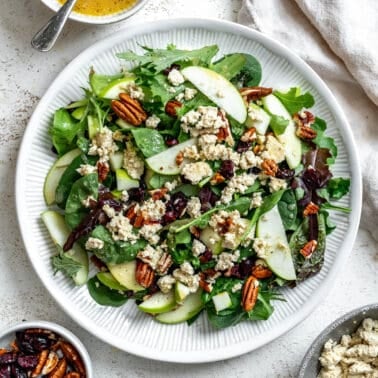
15 18 362 363
0 320 93 377
40 0 149 25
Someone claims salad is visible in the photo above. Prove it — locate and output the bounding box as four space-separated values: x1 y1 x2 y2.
42 44 350 328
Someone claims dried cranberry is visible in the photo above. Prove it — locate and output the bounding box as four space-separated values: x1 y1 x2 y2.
236 141 251 153
248 167 261 174
16 355 38 370
276 168 295 180
11 365 27 378
162 211 177 225
170 192 188 217
238 258 254 279
0 352 17 365
165 136 179 146
199 249 213 263
219 160 234 180
163 63 181 76
128 187 145 202
198 187 219 212
0 365 11 378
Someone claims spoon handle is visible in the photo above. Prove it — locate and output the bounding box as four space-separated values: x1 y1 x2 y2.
31 0 78 52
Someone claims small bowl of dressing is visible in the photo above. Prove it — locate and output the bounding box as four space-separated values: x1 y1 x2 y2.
40 0 149 24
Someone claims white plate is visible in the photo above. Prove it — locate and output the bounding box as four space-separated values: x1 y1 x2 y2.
40 0 149 24
16 19 362 363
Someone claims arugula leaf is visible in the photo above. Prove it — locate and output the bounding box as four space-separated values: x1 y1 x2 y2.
117 45 219 73
148 173 176 190
177 92 214 117
49 109 83 156
87 276 128 307
312 117 338 164
229 117 245 137
65 173 99 229
142 73 181 105
278 190 297 230
321 203 351 213
273 87 315 115
89 71 124 96
52 249 83 279
211 53 246 80
90 226 147 264
269 114 289 135
175 229 192 245
169 245 200 268
321 210 336 235
231 53 262 87
326 177 350 199
247 293 274 321
131 128 166 158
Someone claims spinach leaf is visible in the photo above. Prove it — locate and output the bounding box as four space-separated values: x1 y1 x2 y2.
229 117 245 137
273 87 315 115
247 293 274 321
175 229 192 245
211 53 246 80
173 184 199 197
278 190 297 230
117 45 219 73
76 136 90 153
89 71 124 96
326 177 350 200
177 92 214 117
321 203 351 213
231 53 262 87
65 173 98 229
49 109 83 156
87 276 128 307
56 155 97 208
207 308 246 329
169 246 200 268
131 128 166 158
51 248 83 279
290 213 326 282
312 117 338 165
321 210 336 235
270 114 289 135
187 310 204 326
90 226 147 264
148 173 176 190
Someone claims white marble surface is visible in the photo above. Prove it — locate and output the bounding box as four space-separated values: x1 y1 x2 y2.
0 0 377 377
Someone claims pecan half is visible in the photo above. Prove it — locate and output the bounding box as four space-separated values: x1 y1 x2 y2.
175 151 184 166
240 127 257 143
261 159 278 176
198 272 212 293
242 276 259 312
48 357 67 378
149 188 168 201
41 351 59 375
96 161 109 182
165 100 182 117
251 264 273 279
296 125 317 140
293 110 315 127
303 202 320 217
135 260 155 288
240 86 272 102
253 144 264 155
300 240 318 259
111 93 147 126
156 252 173 275
64 373 81 378
217 127 229 142
189 226 201 238
210 172 225 185
32 350 49 377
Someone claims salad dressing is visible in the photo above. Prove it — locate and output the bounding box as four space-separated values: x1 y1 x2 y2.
58 0 138 16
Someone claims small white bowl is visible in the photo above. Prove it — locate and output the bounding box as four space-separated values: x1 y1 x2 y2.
0 320 93 377
40 0 149 24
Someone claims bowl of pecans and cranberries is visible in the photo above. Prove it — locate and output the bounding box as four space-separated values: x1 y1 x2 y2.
0 321 92 378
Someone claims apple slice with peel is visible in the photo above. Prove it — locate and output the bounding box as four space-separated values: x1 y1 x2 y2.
116 169 139 191
146 138 197 175
138 291 176 314
155 289 203 324
200 227 223 255
44 148 81 205
212 292 232 313
256 205 296 281
175 282 191 304
99 77 135 99
181 66 247 123
246 103 271 135
42 211 88 285
97 272 127 291
107 260 144 292
262 94 302 169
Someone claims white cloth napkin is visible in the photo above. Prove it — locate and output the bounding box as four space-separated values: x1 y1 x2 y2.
238 0 378 241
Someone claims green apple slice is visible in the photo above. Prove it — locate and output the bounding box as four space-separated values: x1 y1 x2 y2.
181 66 247 123
262 94 302 169
109 152 124 172
97 272 127 291
71 106 86 121
212 292 232 312
87 115 100 139
116 168 139 191
256 205 296 281
115 118 136 130
138 291 176 314
155 289 203 324
107 260 144 292
99 77 135 99
146 138 197 175
42 211 88 285
175 282 191 304
44 149 81 205
200 227 223 255
246 103 271 135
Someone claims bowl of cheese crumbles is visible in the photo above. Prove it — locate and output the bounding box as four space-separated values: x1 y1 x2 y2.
298 303 378 377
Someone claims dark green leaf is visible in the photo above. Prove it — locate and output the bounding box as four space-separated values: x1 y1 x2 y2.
270 114 289 135
321 210 336 235
131 128 166 158
52 250 83 279
247 293 274 320
87 276 128 307
89 71 124 96
321 203 351 213
278 190 297 230
211 53 246 80
326 177 350 200
90 226 147 264
273 87 315 115
229 117 245 137
231 54 262 87
312 117 338 165
175 229 192 245
65 173 98 229
148 174 176 190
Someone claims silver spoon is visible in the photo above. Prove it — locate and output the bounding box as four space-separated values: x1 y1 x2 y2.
31 0 78 52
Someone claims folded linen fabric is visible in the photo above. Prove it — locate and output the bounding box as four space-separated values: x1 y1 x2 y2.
238 0 378 241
